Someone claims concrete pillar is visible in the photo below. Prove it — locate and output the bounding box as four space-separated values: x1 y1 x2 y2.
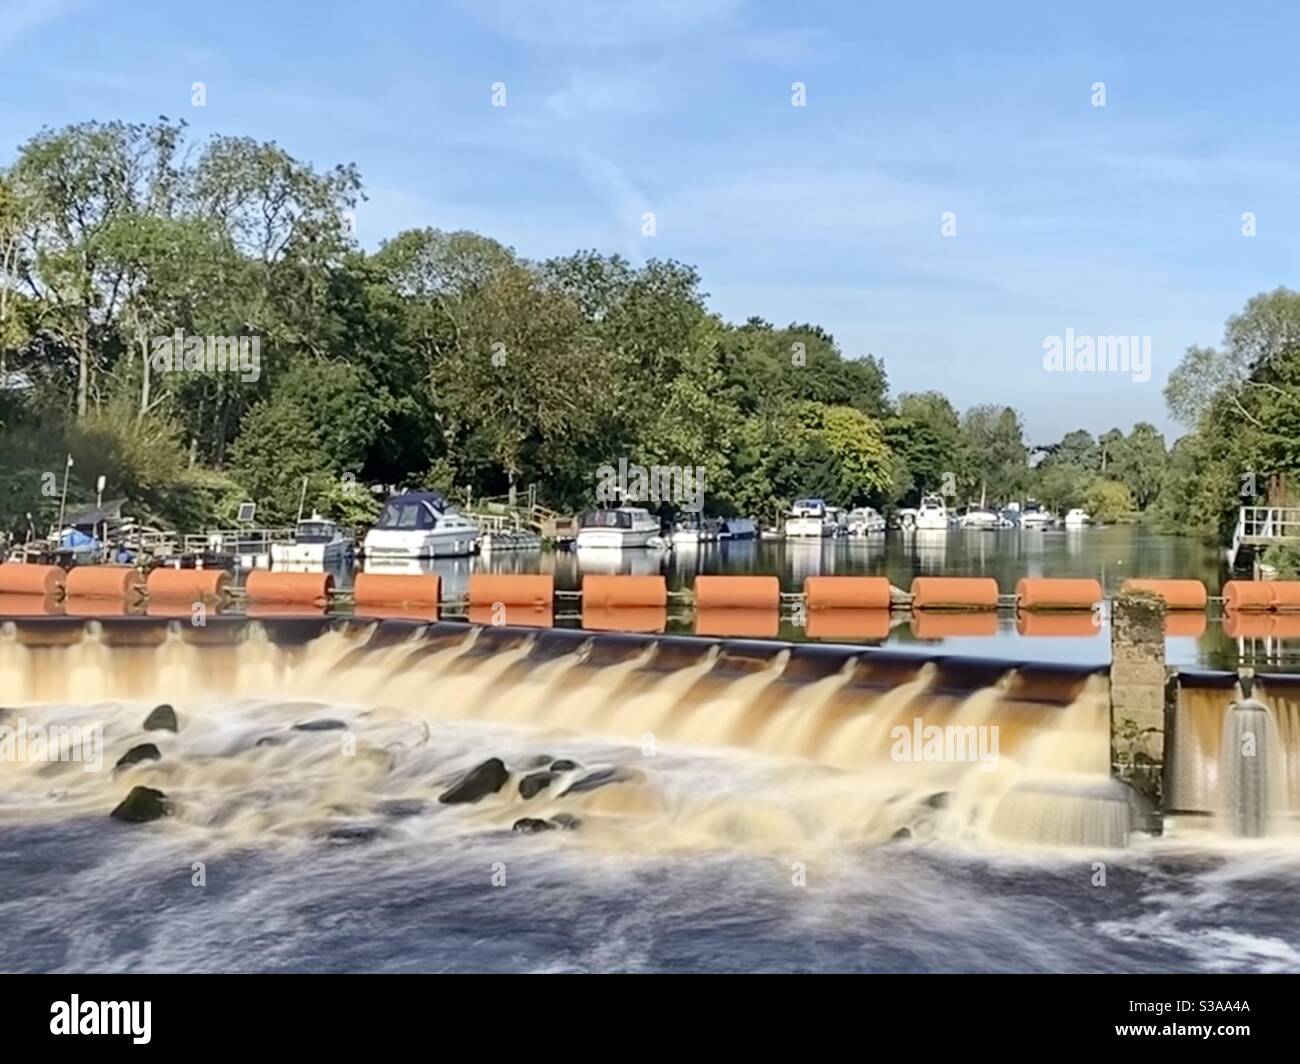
1110 591 1167 818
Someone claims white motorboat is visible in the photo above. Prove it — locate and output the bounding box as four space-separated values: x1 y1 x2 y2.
362 492 480 559
785 498 834 538
672 516 721 545
270 513 353 567
575 506 662 549
899 494 948 532
958 507 1000 530
1019 506 1050 530
846 506 886 535
1064 508 1091 529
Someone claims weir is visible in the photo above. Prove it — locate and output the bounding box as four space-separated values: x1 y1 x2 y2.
1 614 1298 848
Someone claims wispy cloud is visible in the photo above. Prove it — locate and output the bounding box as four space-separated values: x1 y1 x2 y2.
0 0 69 52
462 0 749 48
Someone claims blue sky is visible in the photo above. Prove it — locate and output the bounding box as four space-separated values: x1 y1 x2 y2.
2 0 1295 445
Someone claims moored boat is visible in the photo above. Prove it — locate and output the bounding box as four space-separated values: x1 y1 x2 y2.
362 492 480 559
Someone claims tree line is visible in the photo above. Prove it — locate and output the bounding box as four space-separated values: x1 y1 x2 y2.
0 119 1286 547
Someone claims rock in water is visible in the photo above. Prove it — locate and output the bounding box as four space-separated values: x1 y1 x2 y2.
519 771 555 800
559 767 642 797
292 719 348 732
111 786 170 823
438 758 510 804
512 817 555 834
114 743 161 770
527 754 554 768
549 813 581 831
549 759 580 773
143 704 178 732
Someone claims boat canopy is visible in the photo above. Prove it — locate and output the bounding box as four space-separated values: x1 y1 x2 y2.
377 494 447 531
294 519 339 543
582 509 636 529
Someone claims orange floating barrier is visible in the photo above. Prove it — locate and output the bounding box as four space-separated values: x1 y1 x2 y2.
0 563 65 597
0 592 63 616
354 572 441 608
581 605 667 634
696 607 780 638
1015 578 1102 611
468 604 553 628
910 577 999 611
1224 580 1300 612
146 567 230 603
582 574 668 608
803 576 891 611
467 573 554 608
1120 578 1208 610
911 611 998 638
64 565 145 601
694 575 780 610
806 608 891 641
1016 612 1101 638
244 570 333 606
1164 611 1207 638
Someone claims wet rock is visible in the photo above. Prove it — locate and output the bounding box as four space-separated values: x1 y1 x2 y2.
549 759 580 773
889 827 913 843
512 817 555 834
114 743 161 770
438 758 509 804
111 786 170 823
526 754 554 768
925 792 952 810
549 813 581 831
255 735 287 748
324 824 383 844
377 799 427 819
292 719 348 732
143 704 178 732
518 771 555 800
559 766 641 797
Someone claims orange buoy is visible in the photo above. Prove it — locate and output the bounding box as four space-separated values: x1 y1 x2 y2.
694 575 780 610
0 563 65 597
910 577 999 611
1016 612 1101 637
582 574 668 608
695 607 779 638
911 611 998 638
1120 578 1208 610
805 608 891 640
244 570 333 606
1223 580 1300 612
467 573 554 608
354 573 441 608
65 565 145 600
1015 577 1102 611
581 605 668 634
146 567 230 602
803 576 891 611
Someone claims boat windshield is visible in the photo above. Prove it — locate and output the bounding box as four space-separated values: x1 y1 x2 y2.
295 521 337 543
378 499 437 531
582 510 633 529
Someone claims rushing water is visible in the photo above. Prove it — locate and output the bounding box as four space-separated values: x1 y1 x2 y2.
2 620 1299 973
